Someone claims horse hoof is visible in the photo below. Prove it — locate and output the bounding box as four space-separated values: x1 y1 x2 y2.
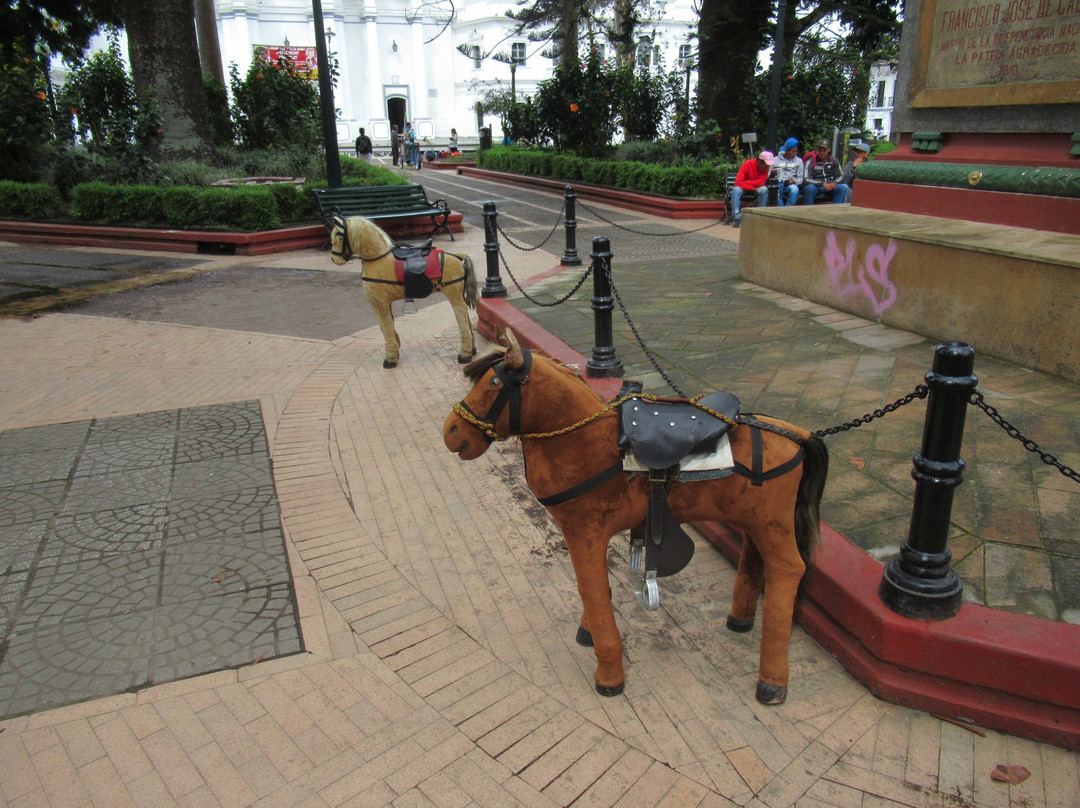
596 681 625 697
457 352 474 365
383 360 397 369
755 681 788 705
726 615 755 633
575 626 593 647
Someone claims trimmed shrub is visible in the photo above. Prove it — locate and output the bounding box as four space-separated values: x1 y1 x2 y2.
70 182 280 230
0 181 64 219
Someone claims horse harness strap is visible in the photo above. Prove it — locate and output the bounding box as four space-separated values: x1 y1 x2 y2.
454 350 534 444
733 414 805 487
536 461 623 507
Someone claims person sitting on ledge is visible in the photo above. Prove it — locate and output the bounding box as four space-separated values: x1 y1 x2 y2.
773 137 805 206
842 142 871 188
729 151 774 228
803 139 851 205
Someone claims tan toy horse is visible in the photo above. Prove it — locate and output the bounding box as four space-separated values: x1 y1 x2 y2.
329 214 477 368
444 331 828 705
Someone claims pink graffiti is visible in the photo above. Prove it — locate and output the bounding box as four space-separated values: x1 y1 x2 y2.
823 231 898 318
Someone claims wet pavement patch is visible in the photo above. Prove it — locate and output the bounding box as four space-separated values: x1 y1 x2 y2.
0 402 302 719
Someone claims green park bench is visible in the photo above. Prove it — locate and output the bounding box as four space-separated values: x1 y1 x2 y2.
312 184 454 240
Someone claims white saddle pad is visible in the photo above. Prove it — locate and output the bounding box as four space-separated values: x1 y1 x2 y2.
623 434 734 475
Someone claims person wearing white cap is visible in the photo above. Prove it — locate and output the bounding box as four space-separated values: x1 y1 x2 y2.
841 142 871 188
729 150 774 228
773 137 805 206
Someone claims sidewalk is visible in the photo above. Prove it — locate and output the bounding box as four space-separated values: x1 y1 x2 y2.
0 221 1077 807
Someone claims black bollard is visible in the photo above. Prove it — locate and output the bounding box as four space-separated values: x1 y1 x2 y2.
480 201 507 298
586 237 624 379
880 342 976 620
561 186 582 266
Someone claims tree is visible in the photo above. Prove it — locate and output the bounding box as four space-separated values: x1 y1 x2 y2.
696 0 901 147
229 52 321 153
121 0 213 160
505 0 595 70
1 0 123 62
696 0 772 141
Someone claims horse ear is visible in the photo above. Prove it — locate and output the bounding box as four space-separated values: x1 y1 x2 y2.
503 329 524 369
331 214 345 230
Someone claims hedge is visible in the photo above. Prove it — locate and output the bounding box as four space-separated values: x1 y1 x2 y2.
0 181 64 220
479 147 728 198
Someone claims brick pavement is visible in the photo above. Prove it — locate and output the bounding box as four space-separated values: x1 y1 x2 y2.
0 224 1077 807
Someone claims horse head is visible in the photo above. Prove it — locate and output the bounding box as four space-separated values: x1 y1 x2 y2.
329 214 350 265
444 330 606 460
444 331 529 459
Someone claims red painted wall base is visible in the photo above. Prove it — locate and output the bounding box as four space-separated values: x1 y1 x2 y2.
853 180 1080 236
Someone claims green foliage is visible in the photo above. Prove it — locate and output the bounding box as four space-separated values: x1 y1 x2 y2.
0 180 63 218
615 62 674 143
530 50 620 155
203 75 233 148
478 146 726 198
747 54 860 145
58 33 161 182
339 155 409 186
70 181 281 230
1 1 124 63
0 44 53 181
229 53 320 152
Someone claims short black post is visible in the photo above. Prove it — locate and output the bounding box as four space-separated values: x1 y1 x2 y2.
586 237 624 379
561 186 582 266
880 341 976 620
481 201 506 298
767 176 780 207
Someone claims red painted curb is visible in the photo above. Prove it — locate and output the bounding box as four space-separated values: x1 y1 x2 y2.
477 286 1080 752
457 167 725 220
0 214 464 255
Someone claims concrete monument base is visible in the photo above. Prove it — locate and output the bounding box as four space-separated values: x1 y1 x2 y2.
738 205 1080 382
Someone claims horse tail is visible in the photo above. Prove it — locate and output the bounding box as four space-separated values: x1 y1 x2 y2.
794 434 828 571
460 254 478 309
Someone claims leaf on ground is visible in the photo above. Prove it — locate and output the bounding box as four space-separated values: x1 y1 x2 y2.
990 764 1030 784
848 456 866 470
210 572 228 583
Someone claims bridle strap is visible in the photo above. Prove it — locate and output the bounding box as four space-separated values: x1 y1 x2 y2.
455 350 533 443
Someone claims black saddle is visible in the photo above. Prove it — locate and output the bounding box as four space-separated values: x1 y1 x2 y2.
617 393 741 579
392 240 437 300
617 392 739 468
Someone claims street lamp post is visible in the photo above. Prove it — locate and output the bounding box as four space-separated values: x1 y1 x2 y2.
311 0 342 188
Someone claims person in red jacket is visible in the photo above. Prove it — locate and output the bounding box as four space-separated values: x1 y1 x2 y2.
730 151 774 228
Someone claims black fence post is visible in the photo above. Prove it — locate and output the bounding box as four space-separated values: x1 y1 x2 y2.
561 186 582 266
880 341 976 620
481 201 507 298
586 236 624 379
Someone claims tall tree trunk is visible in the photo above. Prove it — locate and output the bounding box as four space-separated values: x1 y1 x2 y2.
696 0 771 139
123 0 213 160
557 0 582 70
611 0 636 67
193 0 224 84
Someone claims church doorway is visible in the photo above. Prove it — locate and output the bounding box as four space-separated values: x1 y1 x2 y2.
387 97 406 135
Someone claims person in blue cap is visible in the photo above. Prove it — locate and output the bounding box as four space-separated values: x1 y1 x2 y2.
772 137 805 206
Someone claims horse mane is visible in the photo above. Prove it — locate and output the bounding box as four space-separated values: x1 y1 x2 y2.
348 215 394 255
462 348 507 383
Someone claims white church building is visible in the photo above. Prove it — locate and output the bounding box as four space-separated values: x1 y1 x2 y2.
211 0 701 149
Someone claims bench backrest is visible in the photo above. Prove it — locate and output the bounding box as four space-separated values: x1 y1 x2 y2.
313 184 433 216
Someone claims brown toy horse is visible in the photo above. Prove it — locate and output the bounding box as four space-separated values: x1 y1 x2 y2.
443 331 828 704
329 214 477 368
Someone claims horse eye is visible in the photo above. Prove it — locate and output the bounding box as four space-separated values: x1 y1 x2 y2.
489 376 502 388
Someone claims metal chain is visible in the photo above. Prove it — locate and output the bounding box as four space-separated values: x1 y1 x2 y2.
969 391 1080 484
812 385 929 437
494 200 567 252
577 200 723 237
604 260 687 397
497 248 592 307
